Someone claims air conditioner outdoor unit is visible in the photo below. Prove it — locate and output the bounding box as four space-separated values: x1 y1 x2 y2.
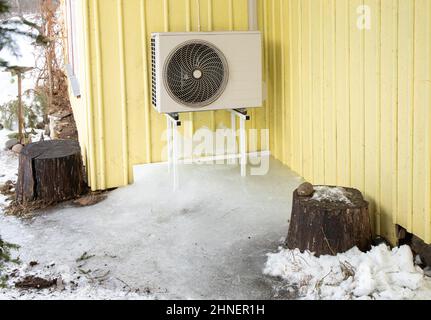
151 31 262 114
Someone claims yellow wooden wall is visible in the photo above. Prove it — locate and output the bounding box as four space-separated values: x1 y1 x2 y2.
69 0 431 244
260 0 431 244
70 0 268 191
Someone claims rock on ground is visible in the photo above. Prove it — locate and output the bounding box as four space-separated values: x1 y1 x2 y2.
12 144 24 154
5 138 19 150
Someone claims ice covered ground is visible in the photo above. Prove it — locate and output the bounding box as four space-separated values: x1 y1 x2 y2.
1 133 431 300
264 245 431 300
0 132 302 299
1 128 431 300
2 123 431 300
0 130 157 300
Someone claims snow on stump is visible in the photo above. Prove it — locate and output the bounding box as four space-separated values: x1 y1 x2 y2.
286 185 372 257
16 140 86 204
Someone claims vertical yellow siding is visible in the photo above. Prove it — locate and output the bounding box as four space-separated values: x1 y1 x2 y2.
413 0 431 241
397 0 414 234
335 0 350 189
64 0 98 189
260 0 431 243
71 0 264 190
69 0 431 244
349 0 366 193
310 0 324 185
300 0 312 182
380 0 398 241
364 0 380 232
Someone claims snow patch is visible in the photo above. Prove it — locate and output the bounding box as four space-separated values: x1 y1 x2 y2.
311 186 352 204
264 244 431 300
0 261 156 300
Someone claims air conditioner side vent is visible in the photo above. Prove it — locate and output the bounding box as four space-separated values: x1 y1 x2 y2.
151 36 157 107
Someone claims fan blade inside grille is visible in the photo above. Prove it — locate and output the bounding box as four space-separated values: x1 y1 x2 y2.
164 40 229 108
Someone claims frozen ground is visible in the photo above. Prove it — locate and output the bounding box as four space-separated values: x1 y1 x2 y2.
2 132 431 300
0 135 301 299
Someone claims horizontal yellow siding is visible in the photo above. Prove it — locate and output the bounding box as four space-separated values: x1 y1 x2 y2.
260 0 431 244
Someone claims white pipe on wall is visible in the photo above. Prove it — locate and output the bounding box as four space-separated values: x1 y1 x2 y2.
248 0 258 31
248 0 266 103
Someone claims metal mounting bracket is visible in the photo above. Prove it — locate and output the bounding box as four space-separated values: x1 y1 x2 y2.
165 109 252 191
229 109 250 177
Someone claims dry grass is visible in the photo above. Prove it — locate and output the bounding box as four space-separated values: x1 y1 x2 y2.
2 189 108 217
4 200 57 217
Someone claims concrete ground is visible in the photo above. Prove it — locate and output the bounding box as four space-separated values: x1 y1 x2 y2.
0 158 302 299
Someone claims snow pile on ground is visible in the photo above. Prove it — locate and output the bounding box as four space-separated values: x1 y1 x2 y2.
0 15 40 105
0 129 19 208
311 186 352 204
0 129 154 300
264 244 431 300
0 260 155 300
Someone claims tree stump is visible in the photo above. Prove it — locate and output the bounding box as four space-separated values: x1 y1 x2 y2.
286 186 372 256
16 140 86 204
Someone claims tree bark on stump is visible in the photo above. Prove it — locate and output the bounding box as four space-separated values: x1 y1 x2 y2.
286 186 372 256
16 140 86 204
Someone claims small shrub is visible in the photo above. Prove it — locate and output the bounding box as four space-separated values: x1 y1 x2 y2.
0 236 20 287
0 100 18 130
0 93 45 131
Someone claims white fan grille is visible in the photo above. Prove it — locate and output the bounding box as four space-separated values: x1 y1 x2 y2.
164 40 229 108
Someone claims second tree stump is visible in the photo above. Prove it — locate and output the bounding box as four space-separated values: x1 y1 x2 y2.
16 140 86 204
286 185 372 256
